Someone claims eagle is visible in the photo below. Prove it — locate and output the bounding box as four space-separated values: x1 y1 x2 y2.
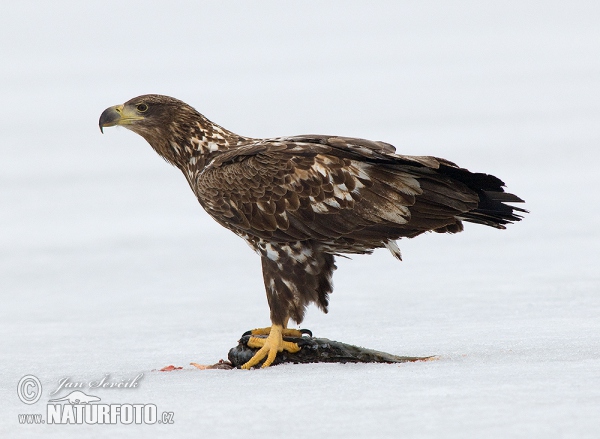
99 94 526 369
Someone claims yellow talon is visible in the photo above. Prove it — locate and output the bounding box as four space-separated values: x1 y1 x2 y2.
241 324 301 369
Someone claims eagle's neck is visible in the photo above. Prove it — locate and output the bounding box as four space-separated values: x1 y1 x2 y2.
141 113 251 172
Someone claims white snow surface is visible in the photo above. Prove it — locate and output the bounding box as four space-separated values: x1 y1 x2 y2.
1 1 599 438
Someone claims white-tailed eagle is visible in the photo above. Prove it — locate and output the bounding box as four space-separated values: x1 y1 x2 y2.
99 95 526 369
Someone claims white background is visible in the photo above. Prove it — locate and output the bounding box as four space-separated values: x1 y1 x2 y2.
1 1 599 438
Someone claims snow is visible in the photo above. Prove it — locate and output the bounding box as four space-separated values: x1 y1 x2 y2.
1 1 600 438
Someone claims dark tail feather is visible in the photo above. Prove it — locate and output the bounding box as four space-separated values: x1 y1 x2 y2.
459 190 527 229
437 164 527 229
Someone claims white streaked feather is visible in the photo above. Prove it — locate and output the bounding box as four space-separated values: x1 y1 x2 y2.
384 240 402 261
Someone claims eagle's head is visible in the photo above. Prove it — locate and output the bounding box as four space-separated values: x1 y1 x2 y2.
99 94 198 139
99 94 244 166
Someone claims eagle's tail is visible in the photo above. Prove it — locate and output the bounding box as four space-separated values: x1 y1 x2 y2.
437 163 527 229
458 190 527 229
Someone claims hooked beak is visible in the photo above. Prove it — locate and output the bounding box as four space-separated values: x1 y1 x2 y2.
99 104 144 133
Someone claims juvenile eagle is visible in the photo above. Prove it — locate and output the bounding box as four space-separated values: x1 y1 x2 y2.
99 95 525 369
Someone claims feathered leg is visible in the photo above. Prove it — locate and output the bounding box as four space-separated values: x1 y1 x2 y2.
241 241 335 369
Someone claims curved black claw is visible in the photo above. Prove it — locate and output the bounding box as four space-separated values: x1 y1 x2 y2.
299 328 312 337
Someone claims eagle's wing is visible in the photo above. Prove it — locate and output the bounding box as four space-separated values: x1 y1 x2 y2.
194 136 484 246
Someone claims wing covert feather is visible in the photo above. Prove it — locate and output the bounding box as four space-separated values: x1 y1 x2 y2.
195 145 423 241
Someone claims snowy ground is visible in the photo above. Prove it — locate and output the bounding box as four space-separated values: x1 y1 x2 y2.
1 2 599 438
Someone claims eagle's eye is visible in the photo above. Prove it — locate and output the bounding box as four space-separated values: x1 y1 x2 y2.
136 103 149 113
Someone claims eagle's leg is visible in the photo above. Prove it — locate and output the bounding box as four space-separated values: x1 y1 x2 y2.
241 318 302 369
240 241 336 369
240 324 301 369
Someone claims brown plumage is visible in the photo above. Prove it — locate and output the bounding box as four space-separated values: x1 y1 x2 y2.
99 94 526 367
